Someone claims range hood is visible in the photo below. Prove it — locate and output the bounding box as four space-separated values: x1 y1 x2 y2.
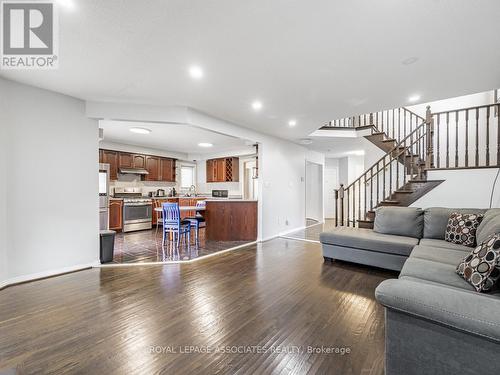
119 167 149 175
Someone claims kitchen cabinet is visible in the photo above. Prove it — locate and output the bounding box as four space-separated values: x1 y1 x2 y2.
145 156 160 181
132 154 146 169
101 150 119 180
109 200 123 231
159 158 176 182
99 149 176 182
118 152 133 168
205 201 257 241
206 157 239 182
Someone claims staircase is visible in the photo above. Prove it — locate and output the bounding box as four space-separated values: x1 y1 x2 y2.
332 102 500 229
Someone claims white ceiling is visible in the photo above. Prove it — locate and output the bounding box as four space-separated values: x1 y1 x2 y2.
2 0 500 141
100 120 250 155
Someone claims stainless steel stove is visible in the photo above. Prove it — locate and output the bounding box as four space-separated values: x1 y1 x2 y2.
114 187 153 232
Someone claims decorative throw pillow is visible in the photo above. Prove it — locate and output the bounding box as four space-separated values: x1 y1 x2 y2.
445 212 484 247
456 234 500 292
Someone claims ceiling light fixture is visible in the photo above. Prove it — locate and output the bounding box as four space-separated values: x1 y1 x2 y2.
288 120 297 127
252 101 263 111
402 56 419 65
408 94 421 103
57 0 75 10
198 142 213 148
189 65 204 79
129 127 152 134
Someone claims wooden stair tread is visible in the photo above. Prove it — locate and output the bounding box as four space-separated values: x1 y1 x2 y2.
382 139 396 143
394 190 413 194
356 124 376 130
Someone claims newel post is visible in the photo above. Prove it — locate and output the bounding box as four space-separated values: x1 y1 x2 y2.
425 105 434 169
335 184 345 226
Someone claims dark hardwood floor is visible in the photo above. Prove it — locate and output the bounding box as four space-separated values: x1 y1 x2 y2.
0 238 395 374
283 219 336 242
112 228 253 263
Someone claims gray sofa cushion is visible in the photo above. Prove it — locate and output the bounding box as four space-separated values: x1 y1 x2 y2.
419 238 477 252
373 207 424 238
423 207 487 240
399 257 475 291
410 245 468 266
477 208 500 244
320 227 419 256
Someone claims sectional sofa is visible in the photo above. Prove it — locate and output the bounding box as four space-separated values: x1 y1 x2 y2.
320 207 500 375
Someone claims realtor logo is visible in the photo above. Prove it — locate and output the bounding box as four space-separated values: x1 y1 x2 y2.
1 1 58 69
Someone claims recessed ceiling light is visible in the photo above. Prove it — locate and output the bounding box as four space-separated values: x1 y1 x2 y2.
402 57 419 65
408 94 421 103
57 0 76 10
198 142 213 148
252 101 263 111
189 65 203 79
129 127 152 134
288 120 297 127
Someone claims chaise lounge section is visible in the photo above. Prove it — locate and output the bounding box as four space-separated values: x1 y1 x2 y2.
321 206 500 374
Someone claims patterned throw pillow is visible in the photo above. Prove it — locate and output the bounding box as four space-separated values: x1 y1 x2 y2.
456 234 500 292
445 212 484 247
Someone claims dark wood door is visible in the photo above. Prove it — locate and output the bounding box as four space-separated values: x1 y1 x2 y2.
109 200 123 231
206 160 213 182
145 156 160 181
216 159 225 182
132 154 146 169
118 152 133 168
160 158 175 182
101 150 118 180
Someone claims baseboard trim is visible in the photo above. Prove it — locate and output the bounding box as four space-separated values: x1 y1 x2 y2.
0 261 100 290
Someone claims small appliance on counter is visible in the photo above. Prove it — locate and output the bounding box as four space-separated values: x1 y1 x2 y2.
212 189 229 198
155 189 166 197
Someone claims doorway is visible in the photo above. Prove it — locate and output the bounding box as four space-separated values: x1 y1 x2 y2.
305 161 324 225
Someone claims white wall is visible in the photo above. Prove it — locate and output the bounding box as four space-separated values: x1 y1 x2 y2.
1 78 99 284
411 169 500 209
0 86 8 284
324 158 339 218
305 162 323 222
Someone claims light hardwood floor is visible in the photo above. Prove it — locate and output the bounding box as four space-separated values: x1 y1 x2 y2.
0 238 395 374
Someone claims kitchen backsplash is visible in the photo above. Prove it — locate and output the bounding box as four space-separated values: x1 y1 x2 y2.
109 174 177 196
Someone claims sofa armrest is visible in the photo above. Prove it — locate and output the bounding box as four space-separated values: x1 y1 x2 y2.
375 278 500 343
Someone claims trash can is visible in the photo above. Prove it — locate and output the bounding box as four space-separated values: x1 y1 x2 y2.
99 230 116 263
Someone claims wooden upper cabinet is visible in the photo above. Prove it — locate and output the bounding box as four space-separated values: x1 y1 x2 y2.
145 156 160 181
101 150 118 180
99 149 175 181
206 157 239 182
206 160 213 182
160 158 176 182
132 154 146 169
118 152 133 168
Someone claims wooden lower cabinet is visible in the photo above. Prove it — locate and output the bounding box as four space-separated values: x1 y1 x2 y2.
109 200 123 231
205 201 257 241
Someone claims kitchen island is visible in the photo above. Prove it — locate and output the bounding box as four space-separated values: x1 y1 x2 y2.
205 200 258 241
